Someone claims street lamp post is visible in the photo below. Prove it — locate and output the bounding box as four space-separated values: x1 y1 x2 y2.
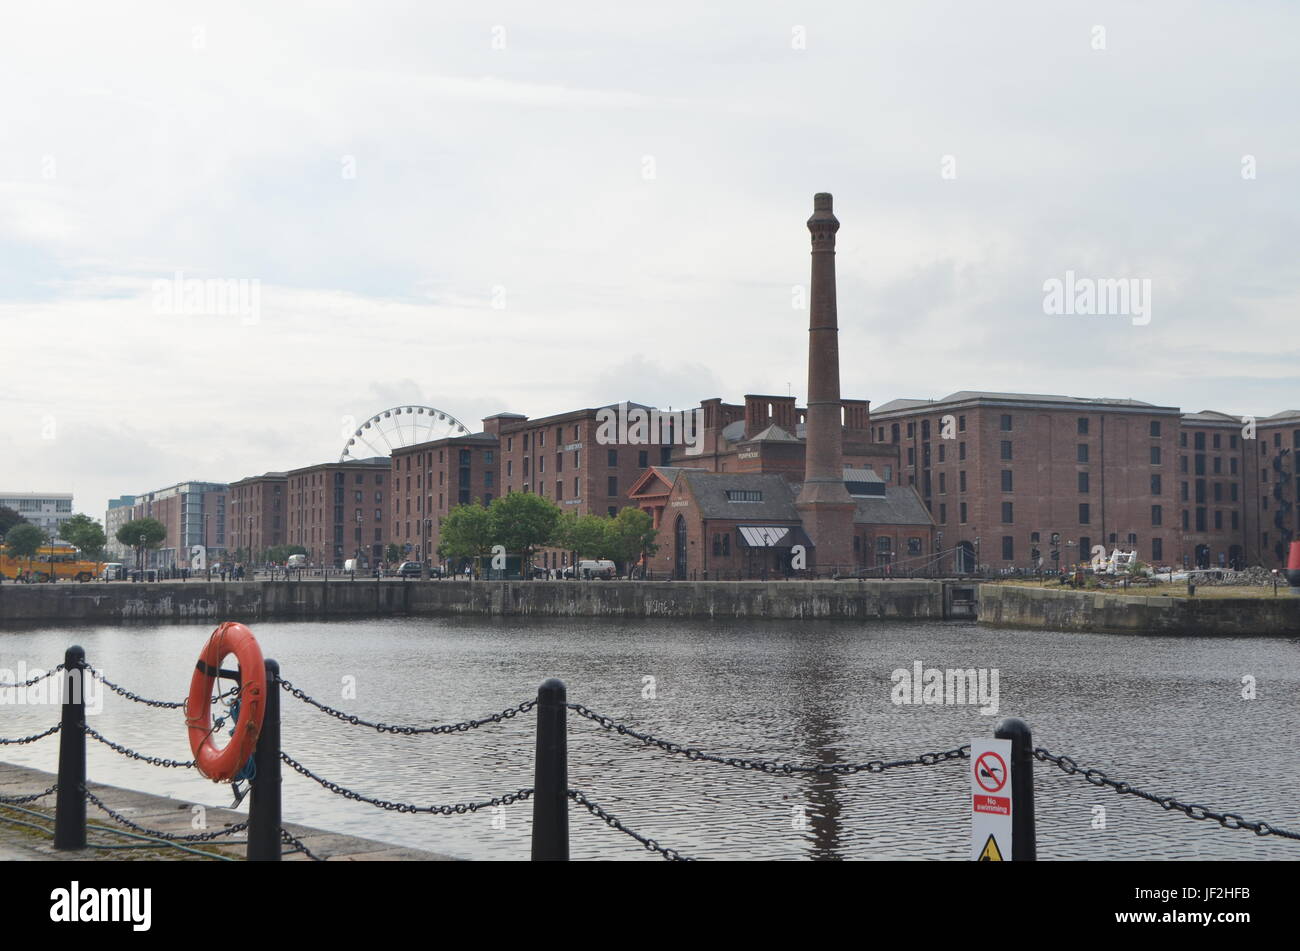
138 533 146 582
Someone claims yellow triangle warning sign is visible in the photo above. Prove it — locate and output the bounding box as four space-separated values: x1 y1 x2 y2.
978 834 1004 861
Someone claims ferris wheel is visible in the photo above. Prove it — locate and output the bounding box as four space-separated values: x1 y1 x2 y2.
340 405 471 461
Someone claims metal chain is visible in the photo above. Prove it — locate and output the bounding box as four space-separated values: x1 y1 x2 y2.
83 724 195 768
568 703 971 775
0 664 64 689
281 828 326 861
84 664 186 709
278 677 535 735
0 783 58 804
567 788 693 861
281 750 534 814
0 722 61 745
83 786 248 842
1034 747 1300 841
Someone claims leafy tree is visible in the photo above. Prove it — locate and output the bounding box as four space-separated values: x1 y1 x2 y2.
608 507 658 575
487 492 562 575
385 543 401 563
437 502 496 570
557 512 614 560
0 506 25 539
60 513 107 561
115 518 167 569
4 523 45 577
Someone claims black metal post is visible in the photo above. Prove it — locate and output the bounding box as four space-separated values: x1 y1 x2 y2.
54 645 86 850
531 677 568 860
247 658 282 861
995 716 1036 861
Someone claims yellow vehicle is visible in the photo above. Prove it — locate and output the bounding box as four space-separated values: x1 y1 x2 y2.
0 544 103 583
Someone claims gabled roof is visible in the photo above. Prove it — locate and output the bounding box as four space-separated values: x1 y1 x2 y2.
743 424 800 443
851 486 936 527
627 466 708 498
676 471 800 520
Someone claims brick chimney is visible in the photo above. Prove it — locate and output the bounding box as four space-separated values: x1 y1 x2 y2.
795 193 856 569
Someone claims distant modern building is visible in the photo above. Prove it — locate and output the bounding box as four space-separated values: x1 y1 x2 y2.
0 492 74 540
285 458 389 568
228 472 288 560
128 482 228 569
104 495 137 560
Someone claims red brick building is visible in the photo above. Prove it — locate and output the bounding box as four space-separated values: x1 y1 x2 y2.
871 392 1183 571
227 472 287 560
1245 409 1300 567
285 458 389 568
129 481 228 570
389 431 499 563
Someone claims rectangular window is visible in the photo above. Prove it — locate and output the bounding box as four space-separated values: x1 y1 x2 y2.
1079 503 1091 524
1001 470 1013 492
1214 510 1223 530
958 415 966 432
960 502 967 523
959 470 967 493
638 450 648 468
725 489 763 502
1001 501 1014 523
1078 418 1089 435
1150 446 1161 465
607 449 618 467
1151 505 1162 526
1150 474 1161 495
1213 457 1221 474
607 476 618 497
938 445 946 463
1152 537 1163 561
1077 444 1089 463
556 481 563 500
1212 433 1221 449
958 442 966 461
939 472 947 493
1000 440 1012 460
939 503 947 523
907 447 915 465
1194 432 1205 451
1000 414 1012 431
1078 472 1089 493
1002 536 1014 560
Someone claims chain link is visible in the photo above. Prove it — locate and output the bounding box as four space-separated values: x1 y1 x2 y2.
281 750 533 814
1034 747 1300 841
278 677 535 735
280 828 326 861
0 783 58 804
84 664 187 709
0 722 61 745
0 664 64 690
568 703 971 775
567 788 692 861
83 725 195 768
83 786 248 842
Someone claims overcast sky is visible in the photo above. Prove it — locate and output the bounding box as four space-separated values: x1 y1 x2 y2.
1 1 1296 518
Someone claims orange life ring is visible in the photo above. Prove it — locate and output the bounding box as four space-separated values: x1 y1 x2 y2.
185 622 266 782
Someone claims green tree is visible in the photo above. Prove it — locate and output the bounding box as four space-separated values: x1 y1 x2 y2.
437 502 496 571
115 518 167 569
4 523 45 578
558 512 615 560
264 544 307 564
608 507 658 576
488 492 562 576
0 505 26 539
384 543 401 563
60 513 108 561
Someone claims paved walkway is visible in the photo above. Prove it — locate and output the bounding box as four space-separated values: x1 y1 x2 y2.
0 762 458 861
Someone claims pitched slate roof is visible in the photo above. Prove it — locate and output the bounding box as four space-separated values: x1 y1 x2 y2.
677 471 800 520
851 486 935 527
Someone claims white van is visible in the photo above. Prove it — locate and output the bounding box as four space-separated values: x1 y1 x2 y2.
286 554 307 568
565 559 617 580
344 558 358 573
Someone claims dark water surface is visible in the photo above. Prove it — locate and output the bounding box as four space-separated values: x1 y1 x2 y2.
1 617 1297 860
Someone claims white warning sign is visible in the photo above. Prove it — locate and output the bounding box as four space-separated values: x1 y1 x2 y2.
971 738 1012 860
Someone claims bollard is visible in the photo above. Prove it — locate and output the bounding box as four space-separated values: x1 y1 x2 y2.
531 678 568 860
247 658 282 861
994 717 1036 860
54 646 87 850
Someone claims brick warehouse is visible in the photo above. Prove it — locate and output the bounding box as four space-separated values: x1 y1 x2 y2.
284 457 389 568
227 471 287 560
872 393 1300 571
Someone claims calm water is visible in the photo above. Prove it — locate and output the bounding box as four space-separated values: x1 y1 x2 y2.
1 617 1297 861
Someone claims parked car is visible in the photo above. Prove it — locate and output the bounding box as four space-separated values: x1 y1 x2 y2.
286 553 307 569
101 563 125 581
396 561 425 578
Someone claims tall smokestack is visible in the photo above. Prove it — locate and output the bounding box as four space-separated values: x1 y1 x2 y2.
796 192 855 570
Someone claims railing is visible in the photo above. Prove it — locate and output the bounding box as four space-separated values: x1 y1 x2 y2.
4 647 1298 861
